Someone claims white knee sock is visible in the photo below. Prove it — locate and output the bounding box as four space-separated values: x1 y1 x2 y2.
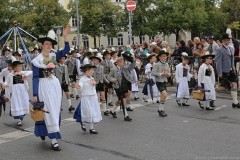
176 98 181 102
90 123 94 130
107 92 112 103
51 138 58 145
205 100 210 108
112 103 120 112
102 100 107 112
182 99 187 103
124 108 129 117
159 101 165 111
73 88 78 96
231 91 238 104
133 93 138 97
67 97 71 107
157 97 160 101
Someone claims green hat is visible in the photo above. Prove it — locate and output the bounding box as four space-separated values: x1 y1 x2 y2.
122 51 133 62
5 60 13 65
181 52 190 60
221 33 230 40
80 64 96 69
12 60 24 66
201 51 215 59
103 51 110 57
157 50 169 58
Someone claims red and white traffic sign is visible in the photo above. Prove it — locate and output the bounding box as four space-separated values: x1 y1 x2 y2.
126 0 136 11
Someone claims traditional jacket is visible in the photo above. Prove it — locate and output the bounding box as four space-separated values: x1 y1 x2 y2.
55 63 70 84
65 57 81 76
151 61 171 82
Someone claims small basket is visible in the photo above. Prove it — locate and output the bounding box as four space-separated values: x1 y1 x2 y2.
3 95 9 102
30 107 44 122
193 90 204 100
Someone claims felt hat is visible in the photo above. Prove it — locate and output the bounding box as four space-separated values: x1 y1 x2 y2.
12 51 21 57
147 54 156 61
181 52 190 60
85 52 93 57
80 64 96 69
5 60 13 65
12 60 24 66
103 50 111 57
157 50 169 58
110 51 117 56
70 50 77 55
208 35 215 40
37 29 57 45
89 55 102 62
2 47 10 55
221 33 230 40
201 51 215 59
122 51 133 62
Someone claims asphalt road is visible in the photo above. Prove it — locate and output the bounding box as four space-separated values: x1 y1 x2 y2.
0 76 240 160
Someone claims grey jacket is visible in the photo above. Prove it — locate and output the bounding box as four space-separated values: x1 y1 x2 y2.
208 41 219 55
215 45 235 74
100 60 114 74
151 61 171 82
55 64 70 84
107 60 136 89
93 65 107 83
65 57 80 75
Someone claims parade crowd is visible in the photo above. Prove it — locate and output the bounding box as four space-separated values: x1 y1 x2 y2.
0 25 239 151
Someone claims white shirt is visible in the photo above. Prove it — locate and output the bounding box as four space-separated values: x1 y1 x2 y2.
79 75 96 96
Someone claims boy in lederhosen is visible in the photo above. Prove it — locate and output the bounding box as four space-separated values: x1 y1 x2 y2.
107 52 136 121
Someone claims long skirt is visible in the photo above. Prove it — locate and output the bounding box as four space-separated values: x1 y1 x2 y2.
176 77 190 99
201 76 216 101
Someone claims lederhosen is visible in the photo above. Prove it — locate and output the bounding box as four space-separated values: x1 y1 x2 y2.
115 72 129 99
69 59 77 83
156 62 167 92
219 48 237 89
59 65 69 92
95 66 104 92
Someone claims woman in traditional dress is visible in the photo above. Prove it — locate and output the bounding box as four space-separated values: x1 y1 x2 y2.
175 52 192 106
142 54 160 103
197 52 216 110
31 26 70 151
74 64 102 134
3 60 32 126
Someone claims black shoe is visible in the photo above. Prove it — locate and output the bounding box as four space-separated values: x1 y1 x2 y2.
176 100 181 106
76 95 80 100
182 103 190 106
68 106 75 112
210 100 215 107
90 129 98 134
110 111 117 118
104 111 109 116
108 102 114 106
40 136 45 141
70 94 74 98
198 101 204 109
124 116 132 121
17 121 22 126
143 98 148 102
126 107 133 111
156 100 160 103
206 107 214 110
51 143 61 151
134 97 139 100
232 103 240 108
81 123 86 132
61 108 63 111
158 110 167 117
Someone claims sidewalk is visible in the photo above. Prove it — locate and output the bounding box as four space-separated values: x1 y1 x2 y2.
138 83 233 100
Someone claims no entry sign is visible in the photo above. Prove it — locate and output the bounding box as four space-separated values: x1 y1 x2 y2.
126 1 136 11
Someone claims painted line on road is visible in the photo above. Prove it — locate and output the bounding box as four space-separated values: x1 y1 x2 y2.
215 105 227 111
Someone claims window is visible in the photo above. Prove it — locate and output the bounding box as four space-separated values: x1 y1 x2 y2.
108 38 113 46
132 36 134 44
116 0 121 2
149 36 155 41
72 18 77 27
118 34 123 46
82 36 89 48
140 35 145 44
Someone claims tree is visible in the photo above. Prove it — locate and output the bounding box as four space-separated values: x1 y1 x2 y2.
155 0 208 41
11 0 70 37
68 0 125 48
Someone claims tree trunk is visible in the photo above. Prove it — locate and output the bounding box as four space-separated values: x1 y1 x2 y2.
94 35 96 49
175 29 180 42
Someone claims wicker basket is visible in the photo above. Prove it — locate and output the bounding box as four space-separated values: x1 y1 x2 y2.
193 90 204 100
30 107 44 122
3 95 9 102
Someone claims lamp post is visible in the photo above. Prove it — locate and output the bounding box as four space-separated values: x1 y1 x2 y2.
76 0 80 51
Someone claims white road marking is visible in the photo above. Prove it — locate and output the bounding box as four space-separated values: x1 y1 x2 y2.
214 105 227 111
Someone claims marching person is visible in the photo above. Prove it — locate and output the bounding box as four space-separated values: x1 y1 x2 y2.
83 52 93 65
100 51 114 106
55 56 75 112
198 52 216 110
65 50 81 100
2 60 32 126
74 64 102 134
31 26 70 151
151 50 171 117
107 52 136 121
215 33 240 108
208 35 219 55
90 55 110 116
175 52 193 106
1 47 12 71
110 51 118 65
142 55 160 103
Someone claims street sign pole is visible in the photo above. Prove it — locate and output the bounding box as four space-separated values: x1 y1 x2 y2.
54 26 63 50
76 0 80 51
129 11 132 45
